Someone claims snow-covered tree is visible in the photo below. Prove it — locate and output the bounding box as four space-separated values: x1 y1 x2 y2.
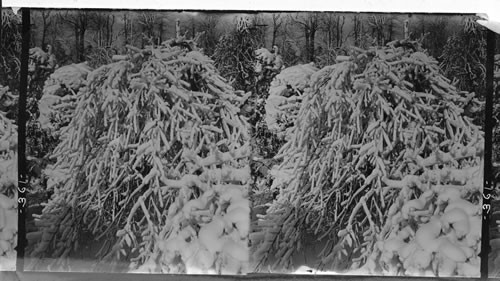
251 40 483 277
0 85 18 271
28 38 251 274
38 62 92 136
0 9 21 120
0 12 20 269
440 17 486 97
213 17 264 93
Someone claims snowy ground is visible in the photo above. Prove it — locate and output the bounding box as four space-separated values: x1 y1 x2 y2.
23 257 131 273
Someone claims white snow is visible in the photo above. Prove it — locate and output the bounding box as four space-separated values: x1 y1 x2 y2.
264 63 318 136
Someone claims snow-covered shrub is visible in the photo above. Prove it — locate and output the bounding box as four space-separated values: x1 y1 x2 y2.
29 39 251 274
440 17 486 95
38 62 92 135
29 47 49 70
371 165 482 277
0 85 17 271
255 48 275 66
264 63 318 137
0 9 21 89
0 13 20 268
254 47 284 74
29 46 57 73
0 13 21 268
491 55 500 278
0 85 17 119
0 192 17 271
440 17 486 129
493 54 500 165
0 10 21 122
250 40 484 277
85 46 116 69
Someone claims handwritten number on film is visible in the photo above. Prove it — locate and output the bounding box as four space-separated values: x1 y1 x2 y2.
18 179 27 210
483 184 492 217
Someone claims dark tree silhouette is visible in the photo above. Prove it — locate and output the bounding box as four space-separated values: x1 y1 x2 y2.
59 11 91 62
291 13 321 62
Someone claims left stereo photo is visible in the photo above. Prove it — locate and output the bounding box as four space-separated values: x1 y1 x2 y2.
23 9 251 274
0 8 21 272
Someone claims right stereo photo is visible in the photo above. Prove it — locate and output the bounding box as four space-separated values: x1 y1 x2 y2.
249 13 485 277
491 48 500 278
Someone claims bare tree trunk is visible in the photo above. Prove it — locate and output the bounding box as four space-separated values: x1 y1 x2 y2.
60 11 89 62
325 15 332 50
176 19 180 39
41 11 52 48
309 26 316 62
158 19 163 44
190 18 196 39
309 14 319 62
141 24 146 48
420 17 426 38
271 13 282 48
74 26 80 61
353 15 361 47
304 26 310 62
404 20 409 39
387 17 394 43
329 28 333 50
272 28 277 47
335 15 345 48
106 15 115 47
107 16 110 46
78 26 86 61
123 13 129 45
291 13 319 63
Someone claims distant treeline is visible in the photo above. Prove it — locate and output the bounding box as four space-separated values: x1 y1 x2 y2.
28 10 479 67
